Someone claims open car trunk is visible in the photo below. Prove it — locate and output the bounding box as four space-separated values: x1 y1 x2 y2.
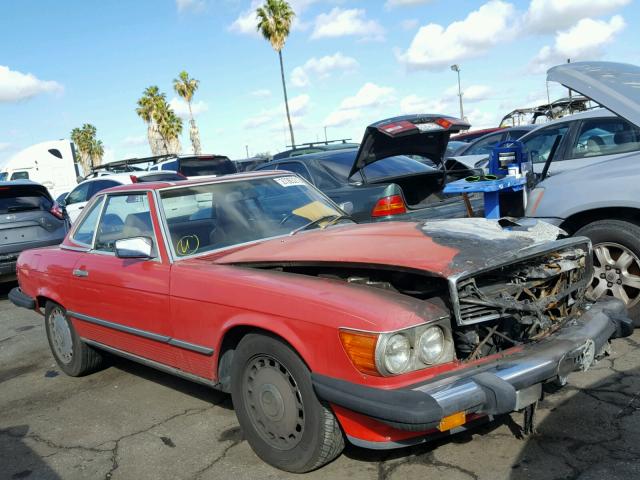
366 171 446 207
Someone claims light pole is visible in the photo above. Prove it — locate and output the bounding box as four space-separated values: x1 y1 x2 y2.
450 64 464 120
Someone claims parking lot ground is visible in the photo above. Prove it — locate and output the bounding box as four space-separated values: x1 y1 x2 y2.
1 282 639 480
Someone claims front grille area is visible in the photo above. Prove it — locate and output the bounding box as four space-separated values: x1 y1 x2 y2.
452 243 590 360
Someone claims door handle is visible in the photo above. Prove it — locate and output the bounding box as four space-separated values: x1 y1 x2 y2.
73 269 89 278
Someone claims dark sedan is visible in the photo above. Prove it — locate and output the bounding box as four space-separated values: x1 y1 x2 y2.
1 181 69 282
257 115 477 223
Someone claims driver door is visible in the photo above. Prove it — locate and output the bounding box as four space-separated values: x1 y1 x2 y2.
69 191 176 367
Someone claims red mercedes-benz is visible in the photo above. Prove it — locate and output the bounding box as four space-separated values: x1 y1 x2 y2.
9 117 632 472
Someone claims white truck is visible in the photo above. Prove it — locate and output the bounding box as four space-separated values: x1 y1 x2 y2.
0 140 82 199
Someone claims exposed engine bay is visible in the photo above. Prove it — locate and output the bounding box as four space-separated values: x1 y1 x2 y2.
452 244 590 360
245 242 590 362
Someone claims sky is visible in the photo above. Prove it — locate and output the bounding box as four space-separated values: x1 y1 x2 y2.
1 0 639 166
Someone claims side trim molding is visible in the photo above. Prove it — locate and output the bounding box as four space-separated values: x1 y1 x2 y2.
68 310 214 356
81 338 219 388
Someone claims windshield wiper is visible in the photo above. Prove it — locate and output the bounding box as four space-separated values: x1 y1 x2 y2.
289 214 351 236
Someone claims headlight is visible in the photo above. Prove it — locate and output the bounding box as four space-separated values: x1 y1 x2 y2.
417 326 445 364
381 334 411 374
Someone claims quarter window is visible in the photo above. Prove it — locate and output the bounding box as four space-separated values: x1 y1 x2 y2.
570 118 640 159
71 196 104 246
66 182 91 205
94 194 156 254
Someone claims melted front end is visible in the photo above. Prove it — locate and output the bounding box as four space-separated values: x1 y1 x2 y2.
451 242 591 360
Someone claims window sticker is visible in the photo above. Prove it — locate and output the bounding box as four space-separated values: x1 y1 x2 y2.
274 176 305 187
176 235 200 256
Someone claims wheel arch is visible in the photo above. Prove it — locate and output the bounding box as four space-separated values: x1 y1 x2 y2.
560 207 640 235
35 289 65 314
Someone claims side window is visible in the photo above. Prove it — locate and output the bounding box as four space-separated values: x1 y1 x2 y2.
65 182 91 205
149 165 159 171
10 171 29 180
465 133 504 156
161 160 179 171
570 118 640 159
88 180 120 198
523 125 570 164
71 197 104 246
277 162 313 183
94 194 156 255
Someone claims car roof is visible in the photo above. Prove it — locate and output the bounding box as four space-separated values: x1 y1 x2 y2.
99 170 284 194
0 180 44 187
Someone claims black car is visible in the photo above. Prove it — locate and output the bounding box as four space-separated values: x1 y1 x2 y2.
273 141 360 160
257 115 477 222
1 181 68 282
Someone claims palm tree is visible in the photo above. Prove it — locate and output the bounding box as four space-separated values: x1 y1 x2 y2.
173 71 202 154
256 0 296 147
136 86 166 155
154 101 183 155
70 124 103 174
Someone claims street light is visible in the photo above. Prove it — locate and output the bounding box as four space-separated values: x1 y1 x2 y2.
450 64 464 120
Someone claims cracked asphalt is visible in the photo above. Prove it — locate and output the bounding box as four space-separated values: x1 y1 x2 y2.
1 282 639 480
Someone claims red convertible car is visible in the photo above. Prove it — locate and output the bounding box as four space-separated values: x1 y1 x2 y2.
9 116 632 472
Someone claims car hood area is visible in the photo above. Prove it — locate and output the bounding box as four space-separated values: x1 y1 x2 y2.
547 61 640 128
211 218 566 279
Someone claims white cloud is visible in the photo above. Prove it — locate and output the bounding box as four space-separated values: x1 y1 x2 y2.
529 15 626 73
525 0 630 34
0 142 11 152
386 0 434 8
397 0 515 71
229 0 319 36
176 0 205 13
340 83 395 110
0 66 63 102
287 94 310 116
121 135 147 147
466 108 498 129
243 114 272 129
242 94 310 130
168 97 209 118
249 88 272 98
323 109 362 128
444 84 492 103
311 8 385 41
291 52 359 88
399 94 449 114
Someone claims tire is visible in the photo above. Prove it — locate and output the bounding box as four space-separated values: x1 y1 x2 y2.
230 333 344 473
575 220 640 326
44 301 105 376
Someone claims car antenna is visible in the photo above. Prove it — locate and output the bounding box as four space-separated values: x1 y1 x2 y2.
538 135 562 184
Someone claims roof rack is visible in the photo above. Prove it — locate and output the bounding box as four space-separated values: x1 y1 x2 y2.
285 138 353 149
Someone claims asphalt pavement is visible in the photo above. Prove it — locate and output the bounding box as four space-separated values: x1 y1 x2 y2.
1 281 639 480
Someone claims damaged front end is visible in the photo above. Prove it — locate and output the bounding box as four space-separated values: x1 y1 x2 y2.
450 241 591 362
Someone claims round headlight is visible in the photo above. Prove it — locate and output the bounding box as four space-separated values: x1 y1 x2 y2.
418 326 445 364
382 334 411 374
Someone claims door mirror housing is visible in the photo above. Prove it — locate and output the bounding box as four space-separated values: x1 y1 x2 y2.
114 237 154 259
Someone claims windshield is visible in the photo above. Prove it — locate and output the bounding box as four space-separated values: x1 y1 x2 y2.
179 156 238 177
159 175 344 257
0 172 7 181
321 151 436 182
0 186 52 214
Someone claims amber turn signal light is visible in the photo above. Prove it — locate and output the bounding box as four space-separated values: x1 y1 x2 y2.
437 411 466 432
339 330 380 376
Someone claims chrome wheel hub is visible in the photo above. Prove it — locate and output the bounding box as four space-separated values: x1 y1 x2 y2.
590 242 640 308
243 355 305 450
49 307 73 364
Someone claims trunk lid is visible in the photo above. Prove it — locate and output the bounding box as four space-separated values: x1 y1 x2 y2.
349 114 470 178
547 61 640 128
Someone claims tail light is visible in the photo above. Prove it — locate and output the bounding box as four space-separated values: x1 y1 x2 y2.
50 202 65 220
130 175 139 183
371 194 407 217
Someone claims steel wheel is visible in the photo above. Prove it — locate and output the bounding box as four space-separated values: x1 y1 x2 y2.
590 242 640 308
47 306 73 364
242 354 305 451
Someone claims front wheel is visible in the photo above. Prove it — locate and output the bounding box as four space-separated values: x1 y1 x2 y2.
44 301 105 376
576 220 640 325
230 333 344 473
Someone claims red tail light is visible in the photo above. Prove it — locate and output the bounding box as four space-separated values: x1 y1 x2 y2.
371 194 407 217
130 175 139 183
50 202 65 220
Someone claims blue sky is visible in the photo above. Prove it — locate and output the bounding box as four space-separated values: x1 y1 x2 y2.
1 0 639 165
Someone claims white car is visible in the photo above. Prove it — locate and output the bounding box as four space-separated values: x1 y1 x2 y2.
61 171 183 223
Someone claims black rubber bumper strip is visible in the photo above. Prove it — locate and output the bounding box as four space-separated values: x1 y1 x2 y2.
9 287 36 310
311 373 443 428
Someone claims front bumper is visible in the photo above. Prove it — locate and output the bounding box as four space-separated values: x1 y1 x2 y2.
313 299 632 433
8 287 36 309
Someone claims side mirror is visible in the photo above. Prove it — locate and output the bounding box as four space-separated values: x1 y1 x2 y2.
339 201 354 215
114 237 154 259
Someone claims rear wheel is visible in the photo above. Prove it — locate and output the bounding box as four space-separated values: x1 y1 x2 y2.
44 301 105 376
575 220 640 325
230 333 344 473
